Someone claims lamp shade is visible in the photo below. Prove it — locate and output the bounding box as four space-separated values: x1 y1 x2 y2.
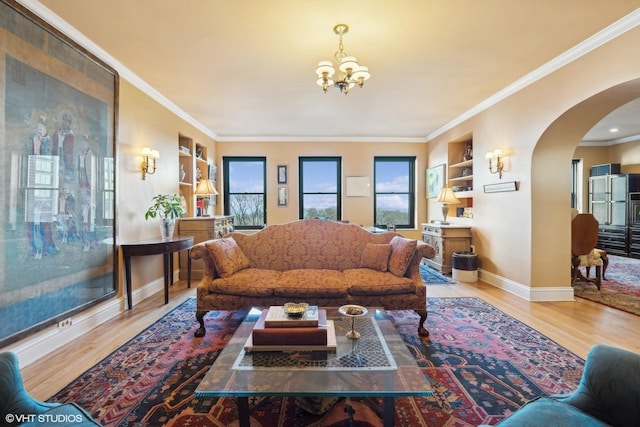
339 56 359 74
141 147 159 159
352 65 370 82
316 61 335 77
437 187 460 204
194 179 218 196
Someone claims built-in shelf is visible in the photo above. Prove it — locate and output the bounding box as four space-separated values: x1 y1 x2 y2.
178 135 209 217
449 159 473 169
447 135 474 220
450 175 473 182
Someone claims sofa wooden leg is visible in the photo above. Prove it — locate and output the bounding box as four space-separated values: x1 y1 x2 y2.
195 310 208 337
415 309 429 337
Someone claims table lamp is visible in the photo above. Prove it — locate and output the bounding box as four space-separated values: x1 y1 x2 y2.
194 179 218 216
437 187 460 224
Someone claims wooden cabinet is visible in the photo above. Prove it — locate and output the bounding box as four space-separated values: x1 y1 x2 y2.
178 135 210 217
421 222 472 274
447 135 473 219
178 216 234 280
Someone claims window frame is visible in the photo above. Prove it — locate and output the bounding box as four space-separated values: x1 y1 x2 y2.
373 156 416 229
298 156 342 221
222 156 267 229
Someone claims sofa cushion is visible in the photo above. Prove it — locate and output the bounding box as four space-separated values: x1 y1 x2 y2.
360 243 392 272
344 268 415 295
275 269 350 298
21 403 102 427
493 397 610 427
206 237 250 278
388 236 417 277
209 268 279 296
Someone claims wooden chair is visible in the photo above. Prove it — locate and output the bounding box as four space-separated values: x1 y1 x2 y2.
571 213 602 290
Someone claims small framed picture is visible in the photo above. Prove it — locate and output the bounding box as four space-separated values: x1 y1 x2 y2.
484 181 518 193
277 165 288 184
278 186 288 206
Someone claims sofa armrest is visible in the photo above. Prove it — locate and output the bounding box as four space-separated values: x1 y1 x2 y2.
189 240 220 279
556 344 640 427
405 240 436 282
415 240 436 260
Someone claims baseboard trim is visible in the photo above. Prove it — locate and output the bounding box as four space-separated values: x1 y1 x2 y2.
6 276 166 368
479 269 575 302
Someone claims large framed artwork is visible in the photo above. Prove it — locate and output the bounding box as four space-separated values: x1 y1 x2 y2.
0 0 119 346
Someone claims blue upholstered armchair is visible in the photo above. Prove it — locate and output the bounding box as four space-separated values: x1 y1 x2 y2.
0 352 99 426
491 344 640 427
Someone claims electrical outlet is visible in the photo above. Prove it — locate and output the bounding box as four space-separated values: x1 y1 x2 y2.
58 317 72 329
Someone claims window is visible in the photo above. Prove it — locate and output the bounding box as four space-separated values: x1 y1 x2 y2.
223 157 266 229
571 158 582 210
299 157 342 220
374 157 416 228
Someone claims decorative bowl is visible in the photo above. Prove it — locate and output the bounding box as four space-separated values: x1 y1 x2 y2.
283 302 309 318
338 304 368 317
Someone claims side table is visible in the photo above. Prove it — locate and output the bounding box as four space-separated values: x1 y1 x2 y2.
421 222 472 274
121 235 194 309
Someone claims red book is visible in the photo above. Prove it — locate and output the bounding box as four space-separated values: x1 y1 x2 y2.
252 309 328 346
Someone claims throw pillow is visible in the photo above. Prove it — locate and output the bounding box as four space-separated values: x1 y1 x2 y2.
388 236 417 277
360 243 392 272
206 237 250 278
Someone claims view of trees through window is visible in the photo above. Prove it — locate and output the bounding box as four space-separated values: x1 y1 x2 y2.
374 157 415 228
223 157 266 228
299 157 341 220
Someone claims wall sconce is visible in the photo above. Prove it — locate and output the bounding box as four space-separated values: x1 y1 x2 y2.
437 187 460 224
194 179 218 216
141 147 159 180
485 149 504 179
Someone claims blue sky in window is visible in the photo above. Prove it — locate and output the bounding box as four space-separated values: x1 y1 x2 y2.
376 162 410 211
228 162 264 193
303 161 337 192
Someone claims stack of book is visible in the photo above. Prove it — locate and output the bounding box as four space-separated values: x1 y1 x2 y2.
244 306 337 352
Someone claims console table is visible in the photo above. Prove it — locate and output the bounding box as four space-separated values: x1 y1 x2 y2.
121 235 194 309
421 222 472 274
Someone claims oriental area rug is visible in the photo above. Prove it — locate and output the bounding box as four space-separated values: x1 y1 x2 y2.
573 254 640 316
50 298 584 426
419 264 455 285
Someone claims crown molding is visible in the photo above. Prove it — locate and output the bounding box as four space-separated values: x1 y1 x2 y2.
15 0 219 141
426 8 640 142
215 136 427 143
16 1 640 144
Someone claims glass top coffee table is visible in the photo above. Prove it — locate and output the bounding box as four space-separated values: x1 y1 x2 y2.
195 307 433 427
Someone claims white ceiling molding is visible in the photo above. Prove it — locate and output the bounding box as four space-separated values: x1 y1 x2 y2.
16 1 640 144
16 0 219 141
426 8 640 142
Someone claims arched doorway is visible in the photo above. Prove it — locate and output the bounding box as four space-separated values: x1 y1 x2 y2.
531 79 640 287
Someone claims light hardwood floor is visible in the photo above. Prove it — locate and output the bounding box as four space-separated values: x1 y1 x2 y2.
21 278 640 401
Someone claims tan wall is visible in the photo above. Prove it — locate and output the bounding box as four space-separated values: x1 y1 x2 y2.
427 26 640 290
215 141 427 240
117 80 215 297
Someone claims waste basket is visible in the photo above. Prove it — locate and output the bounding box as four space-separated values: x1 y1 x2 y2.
452 251 478 282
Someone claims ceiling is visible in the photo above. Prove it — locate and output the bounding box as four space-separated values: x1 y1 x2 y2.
26 0 640 143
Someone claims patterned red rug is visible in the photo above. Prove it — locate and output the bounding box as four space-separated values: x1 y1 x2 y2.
573 255 640 316
50 298 584 426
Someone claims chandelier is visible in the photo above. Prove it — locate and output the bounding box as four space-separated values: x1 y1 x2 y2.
316 24 370 94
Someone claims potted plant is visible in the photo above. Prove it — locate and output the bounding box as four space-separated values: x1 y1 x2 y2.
144 194 186 240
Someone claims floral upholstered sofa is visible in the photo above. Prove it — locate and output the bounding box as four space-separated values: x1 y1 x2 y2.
190 219 436 337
